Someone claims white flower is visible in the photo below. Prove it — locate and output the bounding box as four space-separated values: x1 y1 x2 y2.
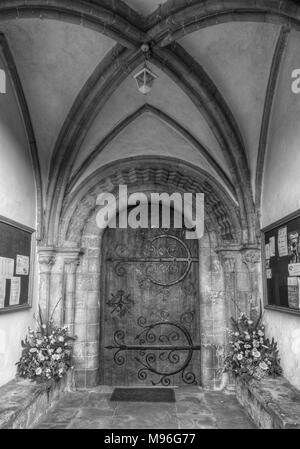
42 324 47 329
237 354 243 361
58 336 65 342
30 348 38 353
259 362 268 371
258 330 264 337
36 339 42 346
35 368 42 376
252 350 261 359
56 347 62 354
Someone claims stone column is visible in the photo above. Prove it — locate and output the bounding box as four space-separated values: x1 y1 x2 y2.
217 246 261 389
217 247 256 320
38 249 56 322
64 257 80 336
199 237 227 389
241 249 261 322
217 249 240 389
219 252 238 321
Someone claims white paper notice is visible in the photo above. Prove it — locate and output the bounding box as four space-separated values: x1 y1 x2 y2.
265 243 270 260
266 269 272 279
278 227 288 257
9 277 20 306
288 263 300 277
16 255 29 276
288 277 298 286
0 277 5 308
0 257 14 277
269 236 276 257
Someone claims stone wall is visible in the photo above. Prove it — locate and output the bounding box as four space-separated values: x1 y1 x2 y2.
0 49 38 387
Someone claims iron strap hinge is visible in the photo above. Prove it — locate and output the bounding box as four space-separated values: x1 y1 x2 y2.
105 344 201 351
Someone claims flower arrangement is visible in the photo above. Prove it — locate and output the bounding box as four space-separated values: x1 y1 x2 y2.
16 305 75 383
223 312 282 380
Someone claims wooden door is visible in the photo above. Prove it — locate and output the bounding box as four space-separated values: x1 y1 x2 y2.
100 209 200 386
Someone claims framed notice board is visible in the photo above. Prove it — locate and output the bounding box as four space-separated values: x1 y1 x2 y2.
0 215 35 314
262 209 300 316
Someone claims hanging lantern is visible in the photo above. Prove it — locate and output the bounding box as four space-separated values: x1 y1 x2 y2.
134 62 158 95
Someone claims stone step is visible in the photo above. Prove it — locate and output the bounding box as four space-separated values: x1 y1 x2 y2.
236 376 300 429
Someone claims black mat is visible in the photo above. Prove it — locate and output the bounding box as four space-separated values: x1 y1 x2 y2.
110 387 176 402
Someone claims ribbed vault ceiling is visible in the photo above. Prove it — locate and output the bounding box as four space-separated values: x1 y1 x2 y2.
0 0 297 246
124 0 162 16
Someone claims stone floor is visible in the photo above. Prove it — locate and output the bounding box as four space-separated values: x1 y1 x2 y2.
34 386 256 429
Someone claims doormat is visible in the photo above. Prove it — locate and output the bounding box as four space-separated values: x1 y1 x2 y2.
110 388 176 402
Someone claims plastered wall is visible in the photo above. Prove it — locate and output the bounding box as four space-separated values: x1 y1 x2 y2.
261 30 300 390
0 54 37 387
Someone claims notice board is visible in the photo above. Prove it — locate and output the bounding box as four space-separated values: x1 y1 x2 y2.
0 216 34 313
262 209 300 315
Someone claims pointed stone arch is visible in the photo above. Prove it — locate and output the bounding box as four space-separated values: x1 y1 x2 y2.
67 103 236 198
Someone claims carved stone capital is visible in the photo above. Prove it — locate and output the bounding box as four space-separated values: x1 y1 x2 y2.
217 251 237 273
64 257 80 274
39 254 56 265
38 248 56 273
242 249 261 271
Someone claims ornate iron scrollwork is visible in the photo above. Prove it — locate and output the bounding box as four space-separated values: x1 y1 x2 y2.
107 234 198 286
105 313 200 385
106 290 134 317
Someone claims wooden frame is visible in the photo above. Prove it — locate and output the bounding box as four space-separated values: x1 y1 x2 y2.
261 208 300 317
0 215 35 314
